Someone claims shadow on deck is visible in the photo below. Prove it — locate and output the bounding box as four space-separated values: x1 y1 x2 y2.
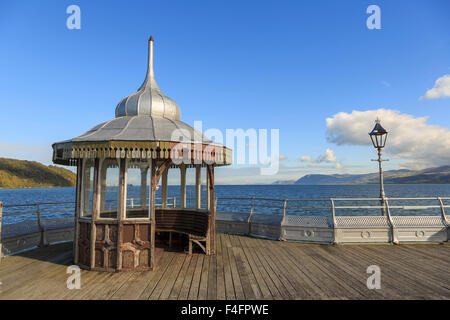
0 233 449 300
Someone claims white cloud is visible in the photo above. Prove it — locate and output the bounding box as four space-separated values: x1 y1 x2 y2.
326 109 450 169
300 155 312 162
279 154 287 161
316 148 336 163
300 150 337 164
335 162 343 169
420 74 450 100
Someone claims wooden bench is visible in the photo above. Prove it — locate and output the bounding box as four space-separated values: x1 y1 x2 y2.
155 208 210 254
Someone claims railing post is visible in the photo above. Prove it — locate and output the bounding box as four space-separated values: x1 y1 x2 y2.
248 198 255 223
330 198 337 244
330 198 337 227
281 200 287 226
36 204 48 247
437 197 449 228
0 201 3 260
280 200 288 241
247 198 255 236
438 197 450 242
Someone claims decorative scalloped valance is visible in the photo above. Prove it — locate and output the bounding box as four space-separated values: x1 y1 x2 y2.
53 140 232 167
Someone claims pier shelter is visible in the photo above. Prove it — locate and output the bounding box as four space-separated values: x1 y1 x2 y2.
52 37 232 272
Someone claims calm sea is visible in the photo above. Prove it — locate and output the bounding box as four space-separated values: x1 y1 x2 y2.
1 184 450 224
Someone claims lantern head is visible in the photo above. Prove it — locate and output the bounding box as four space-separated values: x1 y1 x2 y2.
369 119 388 149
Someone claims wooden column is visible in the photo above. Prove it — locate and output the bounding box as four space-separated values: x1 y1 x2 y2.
161 169 168 208
206 167 211 210
150 159 170 270
207 165 215 254
74 160 83 264
180 164 187 208
195 165 201 209
90 158 101 269
140 166 149 208
116 158 127 271
150 161 156 270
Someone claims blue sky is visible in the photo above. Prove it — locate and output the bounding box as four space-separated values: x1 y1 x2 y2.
0 0 449 184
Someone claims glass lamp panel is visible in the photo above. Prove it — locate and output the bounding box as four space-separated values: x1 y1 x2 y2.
370 135 377 148
382 133 388 148
377 135 383 148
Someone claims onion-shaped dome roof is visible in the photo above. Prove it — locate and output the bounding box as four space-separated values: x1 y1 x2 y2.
72 116 213 144
52 37 232 166
115 36 181 120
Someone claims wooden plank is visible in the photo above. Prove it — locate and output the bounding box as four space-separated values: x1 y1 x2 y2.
251 238 293 299
356 245 450 295
313 245 391 299
336 245 438 299
197 255 210 300
262 240 315 298
0 250 73 298
237 235 272 299
206 254 217 300
150 252 187 300
3 252 73 299
240 236 281 299
188 254 204 300
262 240 329 299
215 233 226 300
64 270 114 300
177 254 198 300
224 234 245 299
1 235 450 300
229 235 260 299
134 251 176 299
220 233 236 299
168 254 193 299
158 253 188 300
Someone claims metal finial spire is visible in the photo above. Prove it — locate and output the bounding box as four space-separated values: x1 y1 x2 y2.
375 117 381 124
148 35 154 79
114 37 181 120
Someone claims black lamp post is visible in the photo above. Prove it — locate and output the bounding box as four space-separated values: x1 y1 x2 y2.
369 119 388 216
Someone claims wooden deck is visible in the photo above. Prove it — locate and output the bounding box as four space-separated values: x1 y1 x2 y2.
0 233 449 300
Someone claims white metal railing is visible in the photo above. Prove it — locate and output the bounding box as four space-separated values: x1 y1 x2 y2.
1 196 449 256
214 196 450 243
215 196 450 220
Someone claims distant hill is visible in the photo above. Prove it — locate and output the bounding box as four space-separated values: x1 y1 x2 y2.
272 180 296 185
0 158 76 189
292 166 450 185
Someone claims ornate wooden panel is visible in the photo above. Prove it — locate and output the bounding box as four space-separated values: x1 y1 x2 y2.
120 223 152 271
78 221 91 267
94 223 118 269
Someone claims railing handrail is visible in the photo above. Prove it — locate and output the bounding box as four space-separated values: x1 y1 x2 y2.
2 196 450 220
